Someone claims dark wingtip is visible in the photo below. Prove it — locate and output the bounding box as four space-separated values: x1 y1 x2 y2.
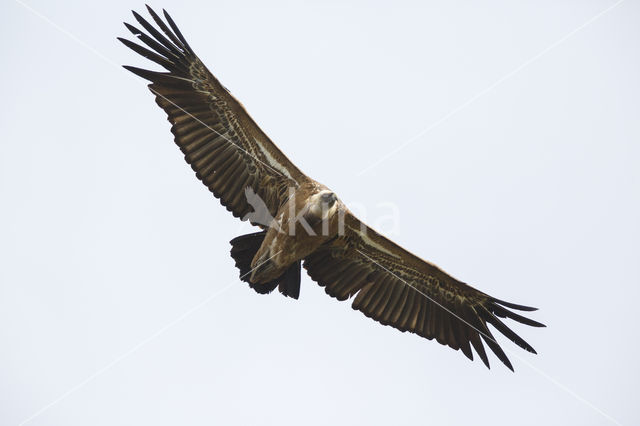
123 22 141 36
479 324 515 371
493 298 538 312
117 37 138 51
122 64 142 76
131 9 144 22
162 8 194 54
122 65 156 81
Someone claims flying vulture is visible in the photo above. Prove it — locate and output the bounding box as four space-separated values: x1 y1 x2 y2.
119 6 544 371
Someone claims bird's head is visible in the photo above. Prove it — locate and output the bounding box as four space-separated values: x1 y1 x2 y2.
308 189 339 221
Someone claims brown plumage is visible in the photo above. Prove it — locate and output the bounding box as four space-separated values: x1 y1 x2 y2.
120 6 544 371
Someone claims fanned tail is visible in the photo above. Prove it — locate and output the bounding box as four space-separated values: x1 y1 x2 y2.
229 232 301 299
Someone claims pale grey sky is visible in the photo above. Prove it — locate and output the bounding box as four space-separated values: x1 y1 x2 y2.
1 1 639 425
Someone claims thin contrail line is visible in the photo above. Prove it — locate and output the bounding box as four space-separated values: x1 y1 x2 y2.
13 0 289 180
17 250 282 426
356 0 625 176
17 283 234 426
356 249 622 426
11 2 625 426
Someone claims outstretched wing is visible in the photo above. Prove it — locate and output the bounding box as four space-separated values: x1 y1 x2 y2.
303 213 544 370
119 6 304 220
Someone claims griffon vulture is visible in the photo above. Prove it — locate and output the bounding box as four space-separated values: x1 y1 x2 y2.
119 6 544 371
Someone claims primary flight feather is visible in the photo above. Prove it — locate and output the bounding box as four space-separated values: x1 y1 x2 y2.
119 6 544 371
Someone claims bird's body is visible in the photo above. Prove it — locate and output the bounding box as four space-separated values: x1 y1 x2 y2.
120 6 544 371
250 182 341 284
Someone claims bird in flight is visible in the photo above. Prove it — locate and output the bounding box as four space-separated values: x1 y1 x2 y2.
119 6 544 371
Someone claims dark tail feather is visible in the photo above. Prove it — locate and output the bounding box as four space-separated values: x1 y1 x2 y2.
229 232 301 299
229 231 273 293
279 260 301 299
